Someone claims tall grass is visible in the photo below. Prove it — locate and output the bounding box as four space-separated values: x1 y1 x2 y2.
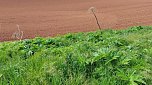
0 26 152 85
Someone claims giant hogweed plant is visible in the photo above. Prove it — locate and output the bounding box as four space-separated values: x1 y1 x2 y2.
12 24 24 41
88 7 101 30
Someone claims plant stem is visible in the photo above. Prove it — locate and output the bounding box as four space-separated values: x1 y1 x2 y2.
92 11 101 30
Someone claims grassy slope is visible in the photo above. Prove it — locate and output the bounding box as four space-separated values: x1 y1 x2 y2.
0 26 152 85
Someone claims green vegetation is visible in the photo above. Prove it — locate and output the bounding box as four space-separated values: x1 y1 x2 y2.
0 26 152 85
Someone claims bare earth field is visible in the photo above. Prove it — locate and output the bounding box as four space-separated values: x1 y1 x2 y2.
0 0 152 41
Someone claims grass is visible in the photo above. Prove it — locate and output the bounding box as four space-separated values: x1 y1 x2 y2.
0 26 152 85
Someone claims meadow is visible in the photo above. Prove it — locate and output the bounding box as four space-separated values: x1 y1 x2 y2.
0 26 152 85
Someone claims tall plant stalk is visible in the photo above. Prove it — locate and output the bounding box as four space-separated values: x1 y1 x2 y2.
88 7 101 30
12 24 24 41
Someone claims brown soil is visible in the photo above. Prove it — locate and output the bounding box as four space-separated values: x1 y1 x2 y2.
0 0 152 41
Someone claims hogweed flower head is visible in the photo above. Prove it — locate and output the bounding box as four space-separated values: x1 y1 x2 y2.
88 7 96 13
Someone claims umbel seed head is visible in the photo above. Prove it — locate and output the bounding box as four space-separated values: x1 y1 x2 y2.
88 7 96 13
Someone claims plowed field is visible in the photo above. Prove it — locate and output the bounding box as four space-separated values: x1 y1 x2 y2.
0 0 152 41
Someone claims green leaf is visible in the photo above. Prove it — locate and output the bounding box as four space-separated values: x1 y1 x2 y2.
130 75 146 85
130 81 138 85
91 53 106 64
120 59 131 65
0 74 2 78
105 56 119 65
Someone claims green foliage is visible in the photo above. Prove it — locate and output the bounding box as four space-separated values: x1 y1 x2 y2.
0 26 152 85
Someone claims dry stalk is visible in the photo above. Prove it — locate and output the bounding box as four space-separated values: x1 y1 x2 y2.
88 7 101 30
12 24 24 41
